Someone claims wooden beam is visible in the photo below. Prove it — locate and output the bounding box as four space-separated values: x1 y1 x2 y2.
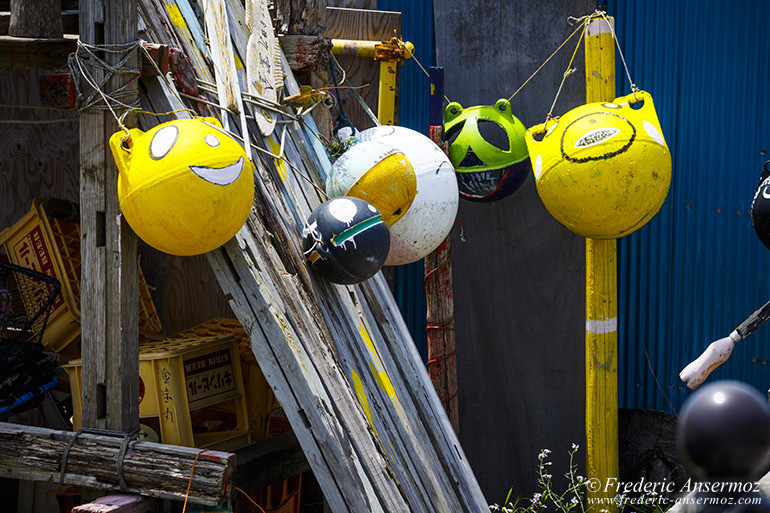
79 0 140 435
278 34 332 71
584 15 619 510
234 430 310 491
425 66 459 433
0 11 79 35
274 0 326 36
0 422 234 506
8 0 61 37
0 35 76 69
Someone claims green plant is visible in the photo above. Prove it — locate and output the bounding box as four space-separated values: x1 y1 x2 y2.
490 444 671 513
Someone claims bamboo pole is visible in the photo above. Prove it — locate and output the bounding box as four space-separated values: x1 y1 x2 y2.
584 15 618 507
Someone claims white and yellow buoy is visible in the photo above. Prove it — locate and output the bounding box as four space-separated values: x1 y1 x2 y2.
327 126 458 266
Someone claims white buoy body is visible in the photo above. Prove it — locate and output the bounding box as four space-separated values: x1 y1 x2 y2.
355 126 458 265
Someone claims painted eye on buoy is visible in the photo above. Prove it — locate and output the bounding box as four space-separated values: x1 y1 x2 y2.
205 134 220 147
149 125 179 160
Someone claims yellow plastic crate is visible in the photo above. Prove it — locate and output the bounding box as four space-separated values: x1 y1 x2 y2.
166 318 281 443
64 334 251 451
0 198 163 355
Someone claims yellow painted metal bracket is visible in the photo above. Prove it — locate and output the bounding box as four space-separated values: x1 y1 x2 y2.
330 36 414 126
584 14 619 511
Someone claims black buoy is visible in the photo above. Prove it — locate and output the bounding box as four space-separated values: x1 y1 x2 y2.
301 197 390 285
678 380 770 513
751 162 770 250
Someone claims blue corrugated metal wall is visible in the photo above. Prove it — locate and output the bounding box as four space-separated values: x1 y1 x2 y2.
606 0 770 412
377 0 437 361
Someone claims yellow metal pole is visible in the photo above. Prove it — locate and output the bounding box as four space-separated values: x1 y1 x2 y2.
330 38 378 58
329 38 412 126
584 15 618 507
378 60 397 125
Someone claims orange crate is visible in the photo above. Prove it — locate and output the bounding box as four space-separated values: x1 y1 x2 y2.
255 474 301 513
0 198 162 354
65 333 251 451
166 318 281 443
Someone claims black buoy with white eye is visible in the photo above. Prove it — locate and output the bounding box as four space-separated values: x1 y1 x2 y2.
751 162 770 250
301 197 390 285
678 380 770 513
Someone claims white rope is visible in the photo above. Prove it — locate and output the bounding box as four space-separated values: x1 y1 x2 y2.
68 39 142 129
598 10 638 93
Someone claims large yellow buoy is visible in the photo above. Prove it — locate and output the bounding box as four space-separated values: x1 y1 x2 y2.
524 90 671 239
109 117 255 256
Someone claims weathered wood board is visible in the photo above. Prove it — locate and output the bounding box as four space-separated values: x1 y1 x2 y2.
137 0 488 511
0 422 234 505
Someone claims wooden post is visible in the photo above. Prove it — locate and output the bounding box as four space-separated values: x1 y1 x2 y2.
8 0 62 38
79 0 139 436
584 15 618 506
425 66 458 433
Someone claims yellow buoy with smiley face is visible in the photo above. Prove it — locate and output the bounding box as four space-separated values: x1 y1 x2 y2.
525 90 671 239
109 117 255 256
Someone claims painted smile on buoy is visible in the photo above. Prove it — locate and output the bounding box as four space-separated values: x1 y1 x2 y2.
189 157 245 186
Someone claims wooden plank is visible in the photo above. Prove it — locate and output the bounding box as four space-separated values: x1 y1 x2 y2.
0 68 79 230
325 7 400 131
425 66 458 433
0 35 76 68
0 422 234 506
72 495 156 513
79 0 139 433
584 16 619 510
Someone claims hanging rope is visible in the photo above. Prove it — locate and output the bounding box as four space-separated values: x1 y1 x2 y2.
598 10 638 93
328 55 355 134
506 18 586 104
543 19 587 127
397 9 637 115
68 39 142 131
328 54 380 128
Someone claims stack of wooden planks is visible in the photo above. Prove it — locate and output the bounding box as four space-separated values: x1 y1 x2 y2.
136 0 487 511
